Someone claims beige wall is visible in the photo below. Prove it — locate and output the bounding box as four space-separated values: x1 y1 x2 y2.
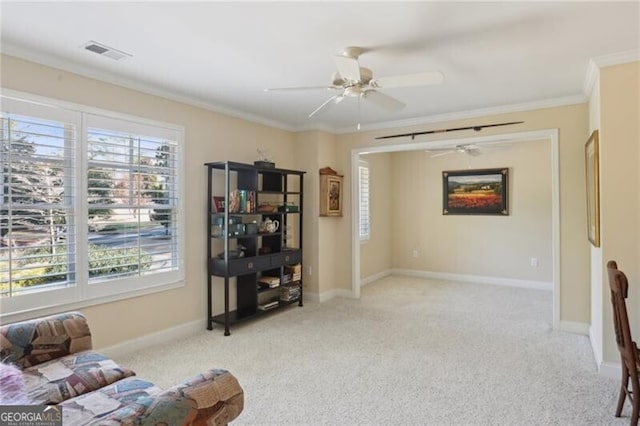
3 53 613 356
598 61 640 363
360 153 393 280
389 140 552 283
336 104 590 325
316 132 341 297
293 131 321 295
292 130 340 298
1 54 297 348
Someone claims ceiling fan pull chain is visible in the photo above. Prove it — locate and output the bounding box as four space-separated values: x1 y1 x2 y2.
357 95 362 131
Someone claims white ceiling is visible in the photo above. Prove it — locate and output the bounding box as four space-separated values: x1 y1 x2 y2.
2 2 639 133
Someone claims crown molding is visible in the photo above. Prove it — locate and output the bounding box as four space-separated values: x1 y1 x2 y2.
1 46 298 133
291 122 338 134
592 48 640 69
583 59 600 98
5 44 637 136
583 49 640 96
332 94 587 134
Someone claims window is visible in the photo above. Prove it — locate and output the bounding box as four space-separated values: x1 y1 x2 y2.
1 94 184 318
359 159 370 240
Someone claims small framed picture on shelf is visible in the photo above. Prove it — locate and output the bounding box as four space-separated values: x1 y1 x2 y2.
212 196 225 213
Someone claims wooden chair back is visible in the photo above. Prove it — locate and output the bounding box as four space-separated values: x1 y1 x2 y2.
607 260 637 371
607 260 640 425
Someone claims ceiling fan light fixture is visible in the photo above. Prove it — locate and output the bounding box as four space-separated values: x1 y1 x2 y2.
359 67 373 84
331 72 344 86
344 86 364 97
342 46 364 59
266 46 444 127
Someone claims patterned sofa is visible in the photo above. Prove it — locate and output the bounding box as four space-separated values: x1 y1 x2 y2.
0 312 244 425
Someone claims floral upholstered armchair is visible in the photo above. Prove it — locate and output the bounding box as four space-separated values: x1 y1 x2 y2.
0 312 244 425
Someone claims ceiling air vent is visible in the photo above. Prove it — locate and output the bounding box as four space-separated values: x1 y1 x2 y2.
82 41 132 61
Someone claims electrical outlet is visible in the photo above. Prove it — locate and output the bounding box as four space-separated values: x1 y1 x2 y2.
412 250 419 258
530 257 539 267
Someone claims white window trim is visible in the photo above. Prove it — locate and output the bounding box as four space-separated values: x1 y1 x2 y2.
1 89 186 323
359 159 370 242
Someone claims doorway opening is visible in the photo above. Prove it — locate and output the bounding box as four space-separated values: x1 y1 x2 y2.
350 129 560 329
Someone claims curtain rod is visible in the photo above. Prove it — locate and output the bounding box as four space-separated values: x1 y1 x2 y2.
375 121 525 140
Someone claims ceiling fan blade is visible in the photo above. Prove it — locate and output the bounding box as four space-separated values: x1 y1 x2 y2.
430 151 456 158
308 95 340 118
371 71 444 89
265 86 338 92
363 90 405 112
334 55 361 82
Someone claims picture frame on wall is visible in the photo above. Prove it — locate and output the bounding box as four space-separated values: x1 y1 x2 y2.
320 172 343 217
585 130 600 247
442 168 509 215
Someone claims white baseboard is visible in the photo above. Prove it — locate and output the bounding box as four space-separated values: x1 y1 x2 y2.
102 289 351 357
99 319 203 360
599 361 621 380
589 325 603 366
305 288 354 303
360 269 392 287
304 292 320 303
558 320 590 335
590 326 620 379
391 268 553 291
307 269 394 304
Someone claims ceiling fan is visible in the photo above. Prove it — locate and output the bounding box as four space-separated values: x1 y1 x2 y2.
265 47 444 128
426 142 511 158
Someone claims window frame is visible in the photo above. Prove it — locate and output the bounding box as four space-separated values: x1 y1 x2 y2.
1 90 185 323
358 158 371 242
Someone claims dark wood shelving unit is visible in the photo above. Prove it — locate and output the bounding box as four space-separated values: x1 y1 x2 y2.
210 232 284 240
204 161 305 335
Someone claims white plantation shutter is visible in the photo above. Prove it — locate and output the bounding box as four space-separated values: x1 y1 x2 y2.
85 115 180 284
359 160 370 240
1 94 184 318
1 112 77 298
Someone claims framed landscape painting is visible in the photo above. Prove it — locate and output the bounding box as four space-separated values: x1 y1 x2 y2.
443 168 508 215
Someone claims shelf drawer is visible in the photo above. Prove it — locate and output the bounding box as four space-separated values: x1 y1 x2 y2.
271 250 302 266
211 256 272 275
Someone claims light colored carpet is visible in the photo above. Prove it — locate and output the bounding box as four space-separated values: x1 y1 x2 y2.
117 275 626 425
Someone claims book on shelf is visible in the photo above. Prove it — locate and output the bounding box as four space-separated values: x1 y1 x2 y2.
280 295 299 302
258 300 279 311
280 285 300 302
258 276 280 288
285 264 302 274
